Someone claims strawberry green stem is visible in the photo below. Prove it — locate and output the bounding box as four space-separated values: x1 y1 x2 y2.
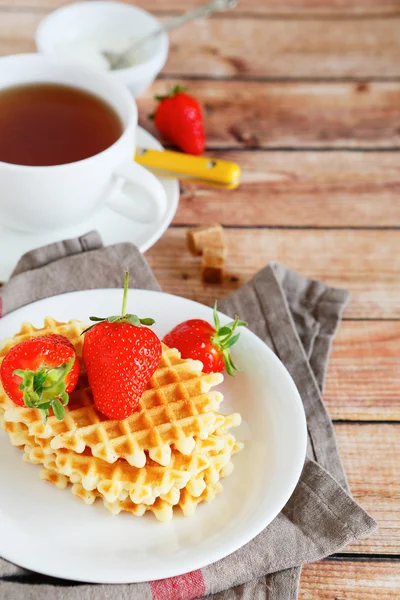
121 271 129 317
82 271 156 334
155 84 187 102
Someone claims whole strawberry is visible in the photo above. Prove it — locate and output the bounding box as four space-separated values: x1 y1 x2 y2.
0 334 80 421
83 273 162 420
153 86 205 155
163 303 247 376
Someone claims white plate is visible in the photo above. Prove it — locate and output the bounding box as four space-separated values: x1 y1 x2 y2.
0 289 307 583
0 128 179 282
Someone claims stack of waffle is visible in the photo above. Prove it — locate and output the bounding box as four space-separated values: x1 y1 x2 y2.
0 318 243 522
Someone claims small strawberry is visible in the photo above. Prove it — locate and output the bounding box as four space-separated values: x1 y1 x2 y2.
82 272 162 420
153 85 205 155
0 334 80 422
163 303 247 375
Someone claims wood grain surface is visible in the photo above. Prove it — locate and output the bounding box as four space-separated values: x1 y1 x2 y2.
171 151 400 227
1 0 400 16
146 227 400 319
325 322 400 420
140 80 400 149
336 424 400 554
1 11 400 78
300 560 400 599
163 17 400 78
1 0 399 595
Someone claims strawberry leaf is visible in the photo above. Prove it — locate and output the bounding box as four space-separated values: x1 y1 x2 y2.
139 318 156 326
52 399 65 420
210 311 247 376
213 302 221 330
23 390 35 408
60 391 69 405
126 315 142 327
235 320 248 328
217 326 231 337
33 370 47 395
222 350 239 376
221 333 240 349
12 356 76 422
37 401 51 410
155 85 187 102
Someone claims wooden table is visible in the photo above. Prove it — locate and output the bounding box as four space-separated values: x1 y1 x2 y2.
2 0 400 596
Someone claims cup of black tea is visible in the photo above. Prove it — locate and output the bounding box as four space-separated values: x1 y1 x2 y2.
0 54 167 232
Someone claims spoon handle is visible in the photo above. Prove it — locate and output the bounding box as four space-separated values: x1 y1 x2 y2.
161 0 238 35
115 0 237 67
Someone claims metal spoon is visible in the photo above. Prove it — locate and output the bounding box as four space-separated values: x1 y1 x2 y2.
103 0 238 70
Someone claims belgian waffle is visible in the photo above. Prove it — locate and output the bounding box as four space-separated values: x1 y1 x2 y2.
38 437 243 523
21 423 241 505
2 373 241 510
0 317 244 521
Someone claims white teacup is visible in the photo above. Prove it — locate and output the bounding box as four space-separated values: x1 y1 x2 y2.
0 54 167 233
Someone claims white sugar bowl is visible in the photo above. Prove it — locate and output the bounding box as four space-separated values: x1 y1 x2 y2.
35 1 169 97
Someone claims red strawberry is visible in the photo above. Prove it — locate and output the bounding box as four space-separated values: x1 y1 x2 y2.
163 303 246 376
82 273 162 420
153 86 205 155
0 334 80 421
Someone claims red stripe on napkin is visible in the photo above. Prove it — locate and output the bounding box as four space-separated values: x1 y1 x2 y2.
150 570 205 600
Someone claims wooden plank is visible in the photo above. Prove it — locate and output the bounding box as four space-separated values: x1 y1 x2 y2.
0 1 399 17
0 10 37 55
300 560 400 599
145 228 400 319
163 17 400 78
326 321 400 421
139 80 400 149
173 152 400 227
335 424 400 554
1 12 400 78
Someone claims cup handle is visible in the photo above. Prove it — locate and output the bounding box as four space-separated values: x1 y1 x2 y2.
107 160 167 224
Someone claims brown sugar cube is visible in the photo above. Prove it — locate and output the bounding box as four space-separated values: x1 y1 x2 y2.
201 246 226 284
187 224 225 256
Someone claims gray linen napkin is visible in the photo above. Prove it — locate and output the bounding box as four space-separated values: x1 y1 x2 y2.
0 231 376 600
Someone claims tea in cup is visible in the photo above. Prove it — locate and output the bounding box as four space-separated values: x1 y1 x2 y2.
0 54 166 232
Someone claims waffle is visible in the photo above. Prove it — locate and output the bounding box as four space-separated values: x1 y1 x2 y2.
1 319 225 467
22 424 240 505
17 409 242 522
39 467 226 522
0 318 86 360
2 374 241 512
0 417 34 448
23 419 243 521
38 438 242 523
3 376 241 508
0 317 244 521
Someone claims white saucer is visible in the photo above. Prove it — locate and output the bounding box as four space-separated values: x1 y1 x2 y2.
0 127 179 282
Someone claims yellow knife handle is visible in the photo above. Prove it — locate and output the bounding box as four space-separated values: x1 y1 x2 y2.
135 148 241 189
